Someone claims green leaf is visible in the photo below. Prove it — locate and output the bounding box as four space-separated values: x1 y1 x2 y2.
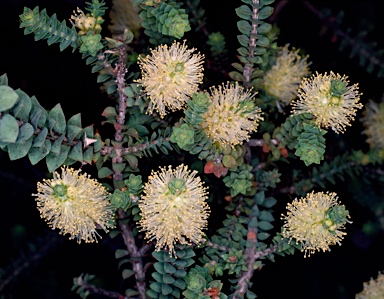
29 139 52 165
13 89 32 122
228 71 246 82
33 128 48 147
83 147 93 164
16 123 34 143
67 125 83 143
46 144 70 172
258 221 274 231
173 278 186 289
258 23 272 34
98 167 114 178
258 6 274 20
0 114 19 143
256 36 270 47
7 136 33 160
67 113 82 127
257 232 270 240
115 249 129 259
254 191 265 205
50 135 65 154
259 210 274 221
0 73 8 85
68 142 83 161
0 85 19 112
235 5 252 20
150 282 162 292
262 197 277 208
154 262 166 275
48 103 66 134
237 20 252 34
125 154 138 169
162 283 173 296
164 263 177 274
30 96 47 129
122 269 135 279
162 274 175 284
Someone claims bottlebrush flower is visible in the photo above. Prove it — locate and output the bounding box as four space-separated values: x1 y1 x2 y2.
292 71 363 133
138 164 210 256
263 44 311 106
356 272 384 299
136 41 204 118
361 100 384 150
200 82 264 147
33 167 114 243
281 191 350 257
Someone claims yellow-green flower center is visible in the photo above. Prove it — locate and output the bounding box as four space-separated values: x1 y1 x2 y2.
168 62 185 78
53 184 68 200
168 178 187 195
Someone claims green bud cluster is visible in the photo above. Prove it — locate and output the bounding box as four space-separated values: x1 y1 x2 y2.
221 249 247 276
170 123 195 149
295 123 326 166
330 79 348 97
79 32 103 56
223 164 255 197
207 32 226 55
139 1 191 42
183 265 226 299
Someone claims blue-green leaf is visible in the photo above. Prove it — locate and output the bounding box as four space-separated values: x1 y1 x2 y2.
0 114 19 143
0 85 19 112
48 103 66 134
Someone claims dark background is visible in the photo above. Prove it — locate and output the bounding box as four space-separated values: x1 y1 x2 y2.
1 0 384 298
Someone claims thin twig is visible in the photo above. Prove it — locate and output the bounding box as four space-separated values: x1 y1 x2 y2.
112 45 128 182
254 245 277 259
112 43 147 299
232 215 258 297
77 281 128 299
117 210 147 299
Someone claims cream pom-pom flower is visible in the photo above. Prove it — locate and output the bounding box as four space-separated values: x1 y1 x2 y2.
33 166 114 243
263 44 311 106
292 71 363 134
361 100 384 150
136 40 204 118
138 164 210 256
281 191 350 257
356 272 384 299
199 82 264 147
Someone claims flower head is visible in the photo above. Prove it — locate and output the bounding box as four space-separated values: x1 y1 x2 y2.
356 272 384 299
263 44 311 106
200 82 264 147
281 191 350 257
139 164 210 256
136 41 204 118
292 71 363 133
70 7 103 35
33 167 114 243
361 100 384 150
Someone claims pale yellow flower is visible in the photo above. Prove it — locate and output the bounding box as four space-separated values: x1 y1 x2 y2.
70 8 102 35
356 272 384 299
281 191 350 257
263 44 311 106
361 100 384 150
200 82 264 147
139 164 210 256
292 71 363 133
33 167 114 243
137 41 204 118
